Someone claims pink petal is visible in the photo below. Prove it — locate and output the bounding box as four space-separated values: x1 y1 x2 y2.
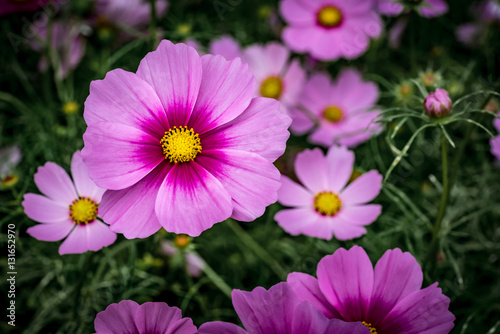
23 193 69 223
325 145 355 193
82 122 164 190
378 0 404 16
59 221 116 255
337 204 382 226
294 148 329 193
135 302 197 334
310 29 345 61
277 175 313 207
330 219 368 240
419 0 448 18
136 40 202 126
84 68 169 139
209 35 242 61
301 72 331 117
71 151 105 202
279 0 315 25
34 162 77 204
287 272 341 319
95 300 140 333
99 164 169 239
199 322 247 334
243 43 290 80
276 209 334 239
309 124 336 147
289 108 315 135
367 249 423 327
317 246 374 321
280 59 307 108
188 55 255 134
186 252 205 277
282 26 321 55
202 97 291 162
155 162 232 236
27 218 75 242
196 149 280 222
340 170 382 205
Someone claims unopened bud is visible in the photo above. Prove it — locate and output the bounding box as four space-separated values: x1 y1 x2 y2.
424 89 452 117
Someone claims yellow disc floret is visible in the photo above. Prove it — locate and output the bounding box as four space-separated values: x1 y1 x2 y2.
161 126 202 163
260 77 283 99
314 192 342 216
323 106 343 123
69 196 98 225
317 6 343 28
362 321 378 334
174 235 190 249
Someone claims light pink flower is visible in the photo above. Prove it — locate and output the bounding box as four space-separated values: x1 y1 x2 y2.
23 151 116 255
243 42 306 115
291 69 381 148
161 241 205 277
275 146 382 240
279 0 383 60
377 0 448 18
209 35 242 61
82 40 291 238
424 89 452 117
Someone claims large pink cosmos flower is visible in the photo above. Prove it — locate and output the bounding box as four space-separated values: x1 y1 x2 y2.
377 0 448 18
23 151 116 255
291 69 381 148
94 300 197 334
82 41 291 238
287 246 455 334
242 42 306 115
199 282 370 334
275 146 382 240
279 0 383 61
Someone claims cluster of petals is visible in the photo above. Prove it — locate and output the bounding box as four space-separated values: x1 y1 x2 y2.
82 40 291 238
287 246 456 334
279 0 383 60
23 151 116 254
291 68 382 148
377 0 448 18
276 146 382 240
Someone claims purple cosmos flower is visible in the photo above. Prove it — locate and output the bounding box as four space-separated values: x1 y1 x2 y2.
490 114 500 160
29 20 86 79
279 0 383 61
288 246 455 334
275 146 382 240
291 69 381 148
94 300 197 334
0 145 22 188
209 35 242 61
377 0 448 18
198 282 370 334
242 42 306 115
0 0 54 16
23 151 116 255
82 40 291 238
424 89 452 118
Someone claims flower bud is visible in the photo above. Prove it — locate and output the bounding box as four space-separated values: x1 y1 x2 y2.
424 89 452 117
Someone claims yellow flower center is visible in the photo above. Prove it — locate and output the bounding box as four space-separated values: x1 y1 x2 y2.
399 83 412 97
69 196 98 225
317 6 343 28
362 321 378 334
314 192 342 216
323 106 343 123
260 77 283 99
1 175 18 187
161 126 202 163
62 101 79 115
174 235 190 248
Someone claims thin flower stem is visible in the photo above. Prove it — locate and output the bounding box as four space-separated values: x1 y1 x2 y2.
226 219 287 279
191 250 233 298
149 0 158 49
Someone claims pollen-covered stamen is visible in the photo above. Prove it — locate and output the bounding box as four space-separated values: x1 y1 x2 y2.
314 192 342 216
161 126 202 163
69 196 98 225
323 106 343 123
260 76 283 99
362 321 378 334
317 6 343 28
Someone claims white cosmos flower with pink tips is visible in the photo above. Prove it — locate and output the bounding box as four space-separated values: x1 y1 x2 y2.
275 146 382 240
23 151 116 255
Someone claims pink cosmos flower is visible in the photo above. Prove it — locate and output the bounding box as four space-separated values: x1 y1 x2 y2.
0 0 54 16
243 42 306 115
94 300 197 334
291 69 381 148
198 282 370 334
490 114 500 160
424 89 452 118
275 146 382 240
279 0 383 61
377 0 448 18
161 240 205 277
82 40 291 238
23 151 116 255
209 35 242 61
287 246 455 334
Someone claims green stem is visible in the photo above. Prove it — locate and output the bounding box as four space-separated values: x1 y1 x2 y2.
191 250 233 298
226 219 287 279
149 0 158 49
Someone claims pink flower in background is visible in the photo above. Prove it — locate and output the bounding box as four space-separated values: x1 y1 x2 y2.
490 114 500 160
377 0 448 18
162 240 205 277
287 246 455 333
243 42 306 115
209 35 242 61
279 0 382 61
94 300 197 334
291 69 381 148
456 1 500 47
198 282 370 334
275 146 382 240
29 20 86 79
0 145 22 188
23 151 116 255
0 0 54 16
82 40 290 238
